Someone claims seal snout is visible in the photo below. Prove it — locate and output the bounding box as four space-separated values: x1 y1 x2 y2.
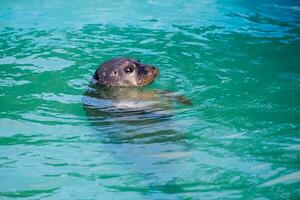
138 64 158 86
143 65 158 77
152 66 158 76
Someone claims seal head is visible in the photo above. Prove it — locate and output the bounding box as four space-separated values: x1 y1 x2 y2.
93 58 158 87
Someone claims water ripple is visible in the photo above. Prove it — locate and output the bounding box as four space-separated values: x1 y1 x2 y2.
1 0 300 199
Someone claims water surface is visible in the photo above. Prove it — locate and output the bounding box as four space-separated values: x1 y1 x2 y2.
1 0 300 199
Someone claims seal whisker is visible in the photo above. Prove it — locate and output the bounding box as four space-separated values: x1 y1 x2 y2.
139 74 145 88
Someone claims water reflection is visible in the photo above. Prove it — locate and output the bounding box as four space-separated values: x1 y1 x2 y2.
83 83 186 144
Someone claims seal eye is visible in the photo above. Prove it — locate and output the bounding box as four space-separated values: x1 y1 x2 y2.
125 65 134 73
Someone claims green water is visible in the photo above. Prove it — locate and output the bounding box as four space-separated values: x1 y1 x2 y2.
1 0 300 199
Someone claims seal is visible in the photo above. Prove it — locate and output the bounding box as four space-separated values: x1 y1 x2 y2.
87 57 192 106
93 58 158 87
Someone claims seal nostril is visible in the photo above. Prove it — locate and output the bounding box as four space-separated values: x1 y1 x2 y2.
152 66 158 76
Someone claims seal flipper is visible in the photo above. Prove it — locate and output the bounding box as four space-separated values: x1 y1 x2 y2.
174 95 193 106
155 90 193 106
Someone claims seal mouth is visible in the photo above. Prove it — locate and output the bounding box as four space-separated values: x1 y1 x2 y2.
138 67 158 87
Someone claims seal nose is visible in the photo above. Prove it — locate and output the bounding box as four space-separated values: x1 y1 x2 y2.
152 66 158 76
142 64 158 76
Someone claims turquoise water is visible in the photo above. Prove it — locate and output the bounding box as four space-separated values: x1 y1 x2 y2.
1 0 300 199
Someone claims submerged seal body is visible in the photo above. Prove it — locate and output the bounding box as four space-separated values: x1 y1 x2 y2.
93 58 158 87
